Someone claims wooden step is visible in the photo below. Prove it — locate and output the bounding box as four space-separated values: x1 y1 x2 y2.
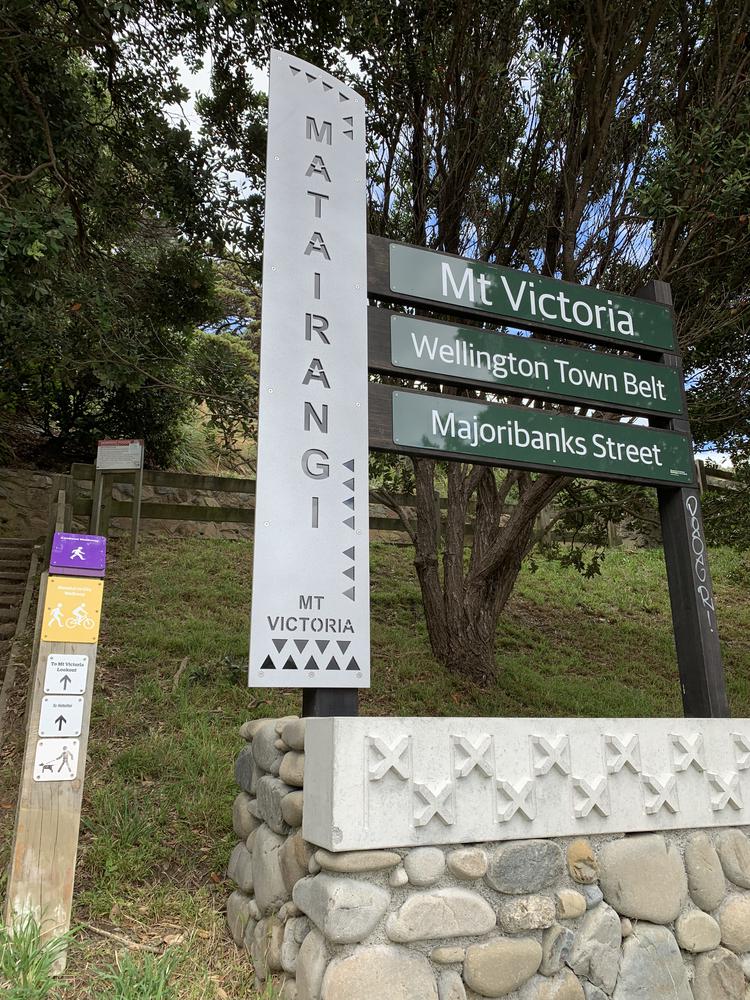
0 548 33 561
0 560 30 573
0 607 18 623
0 538 34 548
0 622 15 639
0 571 26 582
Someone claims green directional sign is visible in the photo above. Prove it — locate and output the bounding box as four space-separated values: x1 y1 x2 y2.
388 243 675 352
390 390 695 487
390 315 684 416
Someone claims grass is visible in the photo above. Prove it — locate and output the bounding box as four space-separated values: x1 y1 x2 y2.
1 535 749 997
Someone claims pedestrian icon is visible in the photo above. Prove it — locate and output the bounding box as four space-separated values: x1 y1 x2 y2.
47 603 65 628
70 546 85 560
33 738 80 782
42 577 103 643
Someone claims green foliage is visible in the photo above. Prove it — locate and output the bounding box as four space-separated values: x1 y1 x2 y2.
0 914 73 999
702 463 750 549
94 950 179 1000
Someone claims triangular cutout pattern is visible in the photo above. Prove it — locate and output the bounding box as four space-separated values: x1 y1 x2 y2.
305 72 316 82
337 641 351 653
344 459 355 471
283 656 298 670
343 546 355 560
305 656 319 670
343 566 355 580
346 657 360 671
343 496 355 509
344 586 355 601
344 516 355 529
272 638 287 653
343 478 354 491
316 640 330 652
326 656 341 670
294 639 308 652
290 66 301 75
339 92 349 101
343 130 354 140
343 116 353 126
322 81 332 91
260 655 276 670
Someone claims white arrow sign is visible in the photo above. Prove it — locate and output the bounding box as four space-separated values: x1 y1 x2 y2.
44 653 89 695
38 696 84 738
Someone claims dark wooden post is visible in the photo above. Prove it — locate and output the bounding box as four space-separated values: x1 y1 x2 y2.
640 280 729 717
302 689 358 717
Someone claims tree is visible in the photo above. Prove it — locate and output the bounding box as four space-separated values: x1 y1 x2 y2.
337 0 750 679
0 0 333 464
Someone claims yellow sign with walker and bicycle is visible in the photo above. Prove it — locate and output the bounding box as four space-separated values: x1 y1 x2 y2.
42 576 104 644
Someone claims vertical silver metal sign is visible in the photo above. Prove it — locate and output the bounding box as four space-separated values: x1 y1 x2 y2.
249 51 370 688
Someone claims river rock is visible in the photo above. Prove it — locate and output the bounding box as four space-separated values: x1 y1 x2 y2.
279 980 298 1000
282 790 304 828
498 895 556 933
227 842 254 893
227 890 255 945
390 865 408 887
567 840 599 884
253 723 284 775
718 895 750 953
567 902 621 994
281 916 309 974
293 874 390 944
716 830 750 890
582 884 603 908
280 750 305 788
321 945 438 1000
556 890 586 920
296 928 328 1000
693 947 745 1000
438 969 467 1000
387 888 496 942
242 718 277 740
540 923 575 975
233 792 261 839
447 848 488 880
463 937 542 997
598 834 686 923
235 745 258 794
486 840 564 894
612 923 691 1000
432 946 466 964
251 915 284 977
256 775 295 835
686 831 726 911
253 824 289 914
280 830 315 893
675 909 721 953
315 849 401 873
282 718 306 751
521 971 585 1000
582 986 608 1000
404 847 446 886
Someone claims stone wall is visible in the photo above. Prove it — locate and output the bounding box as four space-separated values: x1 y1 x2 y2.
226 715 750 1000
0 469 56 539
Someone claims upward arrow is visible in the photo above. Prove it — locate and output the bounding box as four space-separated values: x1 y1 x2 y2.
60 673 72 690
55 715 66 731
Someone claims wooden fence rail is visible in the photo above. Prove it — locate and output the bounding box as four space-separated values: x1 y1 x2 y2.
61 459 738 544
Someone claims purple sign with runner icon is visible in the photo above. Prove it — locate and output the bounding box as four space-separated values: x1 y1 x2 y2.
50 533 107 578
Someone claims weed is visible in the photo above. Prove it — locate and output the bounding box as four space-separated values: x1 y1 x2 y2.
93 949 179 1000
0 914 73 1000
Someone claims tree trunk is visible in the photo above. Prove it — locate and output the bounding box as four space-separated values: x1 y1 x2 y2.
411 461 565 681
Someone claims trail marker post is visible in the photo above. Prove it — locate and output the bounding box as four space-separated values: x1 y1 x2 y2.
90 438 144 553
5 532 106 969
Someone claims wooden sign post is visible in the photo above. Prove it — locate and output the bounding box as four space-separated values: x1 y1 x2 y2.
5 534 106 971
91 439 144 553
